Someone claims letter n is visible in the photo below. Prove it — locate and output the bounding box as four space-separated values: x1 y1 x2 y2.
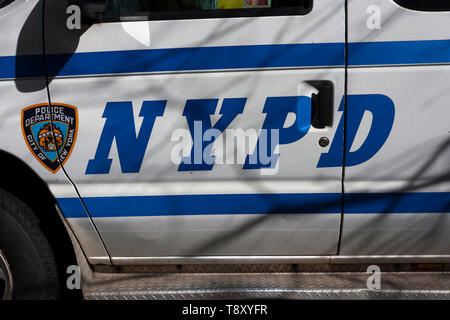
86 101 166 174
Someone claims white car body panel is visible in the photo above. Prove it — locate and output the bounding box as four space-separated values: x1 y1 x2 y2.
44 0 345 259
0 0 448 264
341 0 450 255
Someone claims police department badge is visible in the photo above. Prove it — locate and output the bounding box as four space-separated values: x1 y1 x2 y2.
21 103 78 173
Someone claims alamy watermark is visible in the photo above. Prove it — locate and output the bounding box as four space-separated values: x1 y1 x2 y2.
367 5 382 30
366 265 381 291
171 122 280 175
66 5 81 30
66 265 81 290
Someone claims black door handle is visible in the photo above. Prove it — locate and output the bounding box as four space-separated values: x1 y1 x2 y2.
307 81 334 129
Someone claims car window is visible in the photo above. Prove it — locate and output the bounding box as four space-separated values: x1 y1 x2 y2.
103 0 312 20
393 0 450 11
0 0 14 9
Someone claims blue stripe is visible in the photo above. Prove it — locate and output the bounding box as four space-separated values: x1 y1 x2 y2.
349 39 450 66
1 43 344 79
47 43 345 77
57 192 449 218
345 192 450 214
0 55 45 79
3 40 450 79
56 198 90 219
58 193 342 218
0 56 16 78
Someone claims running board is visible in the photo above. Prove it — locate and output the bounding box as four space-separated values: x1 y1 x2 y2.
83 271 450 300
64 219 450 300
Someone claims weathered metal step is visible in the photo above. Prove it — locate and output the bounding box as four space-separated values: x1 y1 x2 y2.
83 271 450 300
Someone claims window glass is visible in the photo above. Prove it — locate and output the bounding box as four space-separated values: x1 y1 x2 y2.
104 0 311 20
0 0 14 9
394 0 450 11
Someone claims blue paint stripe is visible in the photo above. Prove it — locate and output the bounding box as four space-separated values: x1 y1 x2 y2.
345 192 450 214
0 43 344 79
0 54 45 79
3 40 450 79
0 56 16 78
349 39 450 66
57 192 449 219
58 193 342 218
56 198 90 219
47 43 345 77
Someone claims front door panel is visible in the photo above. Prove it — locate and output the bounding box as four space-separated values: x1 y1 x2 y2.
45 0 346 261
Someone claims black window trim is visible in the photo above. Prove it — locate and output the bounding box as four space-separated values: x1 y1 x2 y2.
0 0 15 10
393 0 450 12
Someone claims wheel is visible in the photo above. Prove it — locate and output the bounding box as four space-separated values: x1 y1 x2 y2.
0 249 13 299
0 189 60 299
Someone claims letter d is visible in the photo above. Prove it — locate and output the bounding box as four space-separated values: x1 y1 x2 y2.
318 94 395 167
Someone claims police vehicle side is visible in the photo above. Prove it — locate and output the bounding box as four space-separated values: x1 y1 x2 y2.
0 0 449 299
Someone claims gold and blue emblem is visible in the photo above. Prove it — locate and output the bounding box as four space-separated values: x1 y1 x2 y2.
21 103 78 173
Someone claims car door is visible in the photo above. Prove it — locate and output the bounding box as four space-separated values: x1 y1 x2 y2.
0 0 110 264
340 0 450 256
44 0 346 263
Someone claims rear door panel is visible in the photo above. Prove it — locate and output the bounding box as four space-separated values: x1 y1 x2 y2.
341 0 450 255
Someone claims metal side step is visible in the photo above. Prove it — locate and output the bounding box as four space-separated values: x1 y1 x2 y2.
82 271 450 300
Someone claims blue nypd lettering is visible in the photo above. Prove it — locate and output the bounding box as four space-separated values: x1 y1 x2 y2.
85 100 166 174
244 96 312 169
318 94 395 167
85 94 395 174
178 98 246 171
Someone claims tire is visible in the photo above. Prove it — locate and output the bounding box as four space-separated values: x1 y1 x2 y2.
0 189 60 299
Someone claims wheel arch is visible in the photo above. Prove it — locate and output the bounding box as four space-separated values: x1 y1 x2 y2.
0 149 81 299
